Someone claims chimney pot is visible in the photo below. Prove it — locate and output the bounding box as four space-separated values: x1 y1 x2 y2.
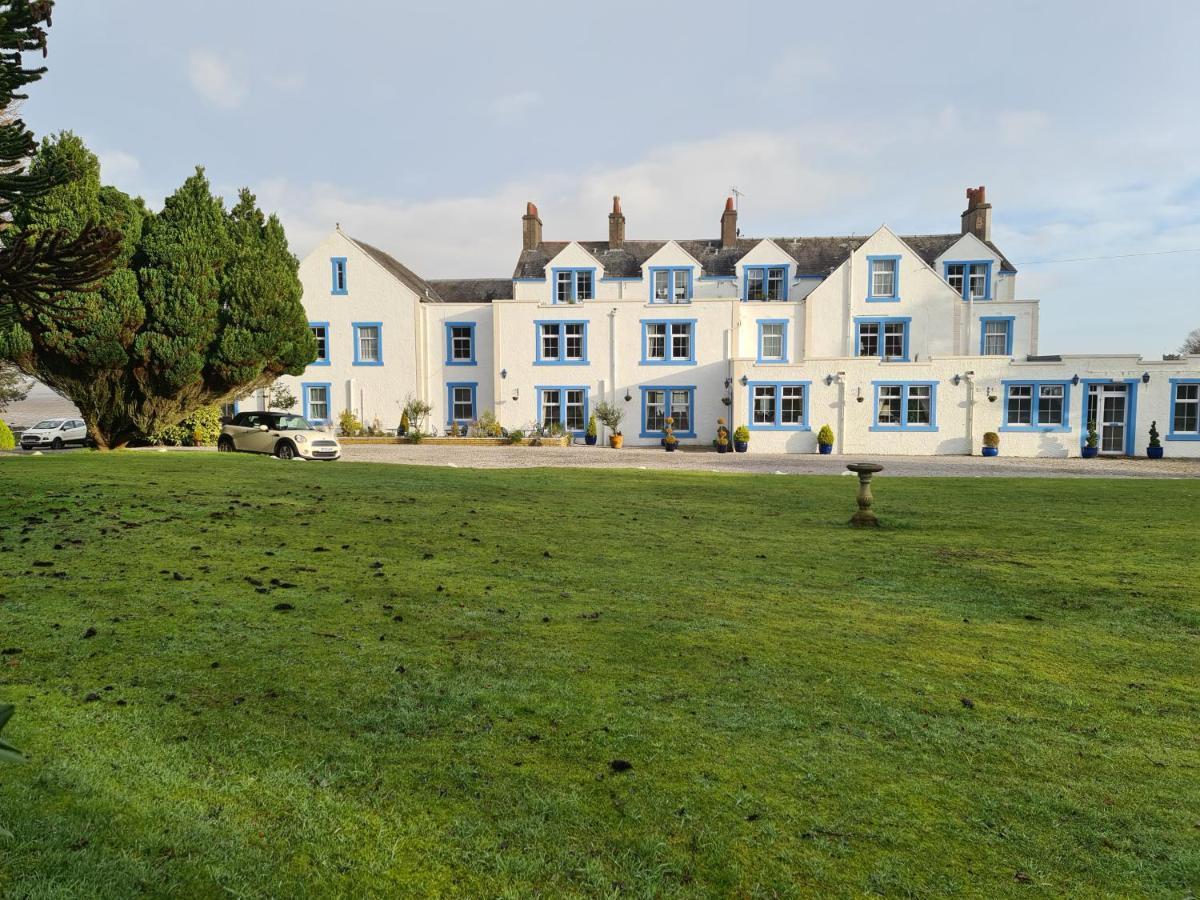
720 196 738 248
608 194 626 248
522 201 543 251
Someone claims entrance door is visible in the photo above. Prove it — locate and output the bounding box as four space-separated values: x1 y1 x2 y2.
1087 384 1128 454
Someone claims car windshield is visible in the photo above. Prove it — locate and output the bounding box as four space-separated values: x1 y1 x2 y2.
273 415 313 431
33 420 63 429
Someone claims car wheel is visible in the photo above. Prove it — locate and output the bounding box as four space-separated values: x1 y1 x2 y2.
217 436 235 453
275 441 296 460
51 437 63 450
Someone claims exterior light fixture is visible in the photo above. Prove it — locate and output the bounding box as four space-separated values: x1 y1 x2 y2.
724 377 732 389
624 392 632 402
952 374 961 386
1142 372 1150 384
824 374 834 386
856 387 864 403
739 375 748 386
500 368 507 379
1071 374 1080 386
511 387 519 401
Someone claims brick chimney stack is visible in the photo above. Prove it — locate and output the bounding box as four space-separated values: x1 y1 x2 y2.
961 185 992 242
720 196 738 249
522 201 543 251
608 195 625 248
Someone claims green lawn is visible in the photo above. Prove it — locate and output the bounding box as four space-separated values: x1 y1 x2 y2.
0 454 1196 898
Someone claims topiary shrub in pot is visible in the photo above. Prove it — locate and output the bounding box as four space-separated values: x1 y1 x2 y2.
982 431 1000 457
817 424 834 454
594 401 623 449
733 425 749 453
663 417 679 452
585 414 598 446
1082 418 1100 458
1147 420 1164 459
716 418 730 453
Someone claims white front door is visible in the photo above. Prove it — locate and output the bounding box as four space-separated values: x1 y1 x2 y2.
1089 385 1128 454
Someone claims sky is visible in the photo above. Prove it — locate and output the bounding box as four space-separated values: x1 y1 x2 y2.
21 0 1200 356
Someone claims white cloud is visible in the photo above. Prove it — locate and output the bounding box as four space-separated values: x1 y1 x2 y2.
96 148 140 189
488 90 542 120
187 50 247 110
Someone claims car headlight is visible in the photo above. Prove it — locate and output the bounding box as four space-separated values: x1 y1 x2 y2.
294 435 306 443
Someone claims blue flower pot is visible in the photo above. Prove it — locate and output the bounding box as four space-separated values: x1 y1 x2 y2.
1081 446 1099 459
585 435 597 446
734 441 748 453
818 443 833 455
981 446 999 457
665 443 677 452
1147 446 1164 459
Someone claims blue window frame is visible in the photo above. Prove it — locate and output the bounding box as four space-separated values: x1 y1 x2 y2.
980 316 1015 356
1168 379 1200 440
444 321 477 366
331 257 348 295
943 260 993 301
648 267 693 303
640 319 696 365
535 385 590 434
743 265 789 302
446 382 477 425
639 385 696 438
301 381 332 424
756 319 789 363
550 267 595 303
747 381 811 430
352 322 383 366
534 320 589 365
1001 381 1071 432
866 255 901 302
855 316 911 361
871 381 938 432
309 322 330 366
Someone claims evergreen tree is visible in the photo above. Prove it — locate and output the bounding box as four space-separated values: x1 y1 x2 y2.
2 134 315 448
0 360 27 410
0 1 119 327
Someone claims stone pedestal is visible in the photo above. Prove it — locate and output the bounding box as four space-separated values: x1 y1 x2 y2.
846 463 884 527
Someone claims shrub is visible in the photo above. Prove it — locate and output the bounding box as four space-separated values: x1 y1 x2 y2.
0 420 14 451
150 405 222 446
399 410 411 435
507 429 525 444
586 414 597 438
817 424 835 446
1148 420 1161 448
401 395 432 433
593 401 623 436
1086 418 1099 448
407 429 424 444
716 419 729 446
338 410 363 437
476 410 502 437
983 431 1000 448
733 425 750 443
664 417 678 446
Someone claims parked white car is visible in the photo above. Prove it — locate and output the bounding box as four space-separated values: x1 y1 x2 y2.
19 418 89 450
217 411 341 461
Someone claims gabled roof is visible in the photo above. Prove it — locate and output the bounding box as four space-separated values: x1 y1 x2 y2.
427 278 513 302
345 234 445 302
514 233 1016 279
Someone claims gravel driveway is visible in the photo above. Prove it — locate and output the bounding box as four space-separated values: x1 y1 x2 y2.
339 443 1200 478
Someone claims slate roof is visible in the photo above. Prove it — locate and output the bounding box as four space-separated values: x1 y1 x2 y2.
347 235 445 302
426 278 513 303
513 234 1017 280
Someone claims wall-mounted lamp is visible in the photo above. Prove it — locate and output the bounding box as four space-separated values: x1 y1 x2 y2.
724 377 732 390
500 368 507 380
511 387 519 402
951 374 961 386
624 392 632 403
739 374 748 386
855 387 864 404
1142 371 1151 384
1071 374 1080 386
824 374 834 387
987 387 997 403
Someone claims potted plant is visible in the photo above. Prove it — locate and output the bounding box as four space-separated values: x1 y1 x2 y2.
594 401 624 449
982 431 1000 457
1147 420 1164 459
663 417 679 452
585 414 598 446
733 425 749 453
817 424 835 455
716 418 730 453
1082 418 1100 458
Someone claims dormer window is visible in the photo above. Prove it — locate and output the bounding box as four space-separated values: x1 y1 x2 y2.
944 261 992 300
744 266 788 302
553 268 594 303
331 257 348 295
650 268 692 303
866 256 900 301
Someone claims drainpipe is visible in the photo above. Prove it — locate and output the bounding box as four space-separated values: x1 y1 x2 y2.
836 373 847 454
608 306 618 440
844 258 854 356
964 372 976 455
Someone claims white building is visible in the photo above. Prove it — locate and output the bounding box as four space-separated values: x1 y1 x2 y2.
273 188 1200 457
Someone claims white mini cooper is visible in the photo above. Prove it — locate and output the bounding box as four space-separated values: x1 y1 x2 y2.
20 418 89 450
218 411 341 461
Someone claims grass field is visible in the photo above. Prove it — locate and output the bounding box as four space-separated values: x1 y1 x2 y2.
0 454 1197 898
